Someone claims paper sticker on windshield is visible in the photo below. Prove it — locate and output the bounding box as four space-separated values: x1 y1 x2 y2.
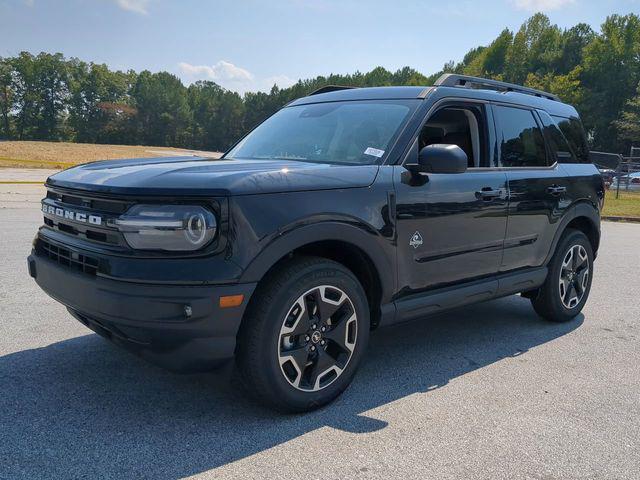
364 147 385 158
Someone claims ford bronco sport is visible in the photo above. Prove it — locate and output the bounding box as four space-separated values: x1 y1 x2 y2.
28 74 603 412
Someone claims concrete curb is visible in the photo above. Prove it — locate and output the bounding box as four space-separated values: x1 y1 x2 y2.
602 216 640 223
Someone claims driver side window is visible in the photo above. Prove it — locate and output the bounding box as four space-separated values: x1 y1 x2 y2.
418 104 488 168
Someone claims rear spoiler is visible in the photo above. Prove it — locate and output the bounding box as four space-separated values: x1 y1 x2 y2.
589 151 622 170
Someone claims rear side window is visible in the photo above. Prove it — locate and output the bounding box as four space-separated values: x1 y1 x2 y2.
538 110 576 163
494 105 548 168
551 115 590 163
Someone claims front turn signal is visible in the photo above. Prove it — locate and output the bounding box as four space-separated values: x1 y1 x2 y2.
219 294 244 308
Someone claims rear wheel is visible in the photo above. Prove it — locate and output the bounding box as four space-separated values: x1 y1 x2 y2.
236 256 369 412
531 229 593 322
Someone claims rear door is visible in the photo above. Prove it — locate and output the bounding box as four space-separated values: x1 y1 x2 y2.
491 104 571 271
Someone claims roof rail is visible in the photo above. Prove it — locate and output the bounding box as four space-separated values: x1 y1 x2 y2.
309 85 358 96
434 73 560 102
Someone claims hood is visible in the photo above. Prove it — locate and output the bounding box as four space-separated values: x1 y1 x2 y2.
46 156 379 196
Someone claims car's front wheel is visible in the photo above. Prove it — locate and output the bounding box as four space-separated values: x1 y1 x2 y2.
530 229 594 322
236 256 369 412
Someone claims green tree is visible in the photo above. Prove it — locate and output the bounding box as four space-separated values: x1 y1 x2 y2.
67 60 135 143
558 24 595 74
131 70 191 147
483 29 513 77
0 58 13 138
615 82 640 148
504 27 528 83
11 52 69 140
581 14 640 150
525 67 584 106
188 81 245 151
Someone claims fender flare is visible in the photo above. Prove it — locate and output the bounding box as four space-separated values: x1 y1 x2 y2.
239 221 395 302
543 201 601 265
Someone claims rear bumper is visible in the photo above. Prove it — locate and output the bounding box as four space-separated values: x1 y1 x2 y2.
28 252 256 372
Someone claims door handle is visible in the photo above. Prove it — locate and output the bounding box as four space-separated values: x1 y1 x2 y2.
546 185 567 195
475 188 503 201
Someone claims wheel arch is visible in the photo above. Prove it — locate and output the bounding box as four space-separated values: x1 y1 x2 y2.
545 201 600 264
239 222 394 328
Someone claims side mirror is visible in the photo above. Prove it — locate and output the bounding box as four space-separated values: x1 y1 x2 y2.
407 144 468 174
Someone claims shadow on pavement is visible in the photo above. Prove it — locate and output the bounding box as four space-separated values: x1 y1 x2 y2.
0 295 582 479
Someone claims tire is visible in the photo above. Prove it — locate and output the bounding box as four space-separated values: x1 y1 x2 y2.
531 229 594 322
236 256 370 413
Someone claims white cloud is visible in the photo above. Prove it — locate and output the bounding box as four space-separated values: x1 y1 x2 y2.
511 0 575 11
178 61 296 94
179 60 254 84
262 75 297 90
113 0 150 14
23 0 34 6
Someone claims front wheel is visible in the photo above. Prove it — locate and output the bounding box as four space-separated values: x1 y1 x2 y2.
531 229 594 322
236 256 369 412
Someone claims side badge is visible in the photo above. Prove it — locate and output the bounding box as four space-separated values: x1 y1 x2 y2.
409 231 423 249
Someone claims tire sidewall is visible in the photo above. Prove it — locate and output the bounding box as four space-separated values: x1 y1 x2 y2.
251 260 369 411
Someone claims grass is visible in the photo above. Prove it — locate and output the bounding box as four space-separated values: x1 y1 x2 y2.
603 190 640 218
0 141 220 169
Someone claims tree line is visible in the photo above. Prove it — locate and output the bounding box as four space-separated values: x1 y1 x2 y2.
1 13 639 154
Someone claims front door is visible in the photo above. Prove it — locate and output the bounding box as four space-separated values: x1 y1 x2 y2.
393 101 508 294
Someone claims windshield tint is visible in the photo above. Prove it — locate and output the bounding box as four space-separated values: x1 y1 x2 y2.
227 101 414 165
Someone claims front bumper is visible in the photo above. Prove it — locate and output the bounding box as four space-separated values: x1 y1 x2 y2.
28 251 256 372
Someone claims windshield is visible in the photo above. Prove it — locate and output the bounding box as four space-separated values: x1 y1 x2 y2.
226 100 415 165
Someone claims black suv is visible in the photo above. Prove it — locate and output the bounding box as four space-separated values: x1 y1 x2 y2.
28 74 604 412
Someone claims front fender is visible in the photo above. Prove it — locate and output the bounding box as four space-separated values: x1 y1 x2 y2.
239 221 396 303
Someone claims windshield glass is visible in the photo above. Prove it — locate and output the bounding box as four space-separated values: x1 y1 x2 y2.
227 100 415 165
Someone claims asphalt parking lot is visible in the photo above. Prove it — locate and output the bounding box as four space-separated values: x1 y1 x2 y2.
1 183 639 479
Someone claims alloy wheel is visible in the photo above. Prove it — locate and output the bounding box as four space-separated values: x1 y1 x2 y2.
277 285 357 392
558 244 589 309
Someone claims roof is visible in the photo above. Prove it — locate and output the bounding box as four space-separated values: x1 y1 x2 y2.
288 86 429 106
287 83 577 118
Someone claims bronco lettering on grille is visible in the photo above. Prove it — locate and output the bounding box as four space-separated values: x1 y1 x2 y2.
42 204 102 225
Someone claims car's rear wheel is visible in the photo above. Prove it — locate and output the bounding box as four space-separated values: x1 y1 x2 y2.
236 256 369 412
530 229 593 322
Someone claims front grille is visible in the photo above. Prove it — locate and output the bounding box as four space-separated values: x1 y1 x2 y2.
43 216 115 244
46 190 129 214
42 187 131 247
36 238 99 276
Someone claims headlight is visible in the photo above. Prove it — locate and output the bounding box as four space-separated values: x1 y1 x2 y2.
114 205 217 251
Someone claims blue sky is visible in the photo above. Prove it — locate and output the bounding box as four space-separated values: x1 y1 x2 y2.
1 0 638 93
